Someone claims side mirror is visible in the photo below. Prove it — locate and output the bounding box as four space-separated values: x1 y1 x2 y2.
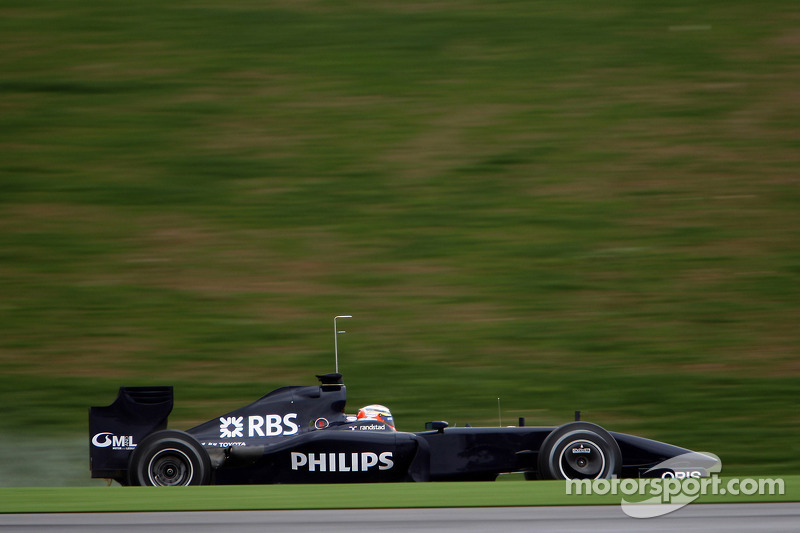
425 421 449 433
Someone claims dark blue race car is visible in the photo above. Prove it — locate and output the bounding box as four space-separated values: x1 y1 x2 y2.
90 372 713 486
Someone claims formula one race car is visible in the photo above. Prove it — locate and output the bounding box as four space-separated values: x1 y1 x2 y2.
90 373 715 486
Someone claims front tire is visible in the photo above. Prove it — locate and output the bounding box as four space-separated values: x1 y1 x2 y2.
128 430 211 486
536 422 622 480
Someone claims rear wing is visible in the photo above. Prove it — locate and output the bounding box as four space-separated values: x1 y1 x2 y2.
89 386 173 481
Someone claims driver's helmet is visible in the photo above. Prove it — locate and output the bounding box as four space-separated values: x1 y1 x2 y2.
356 404 395 430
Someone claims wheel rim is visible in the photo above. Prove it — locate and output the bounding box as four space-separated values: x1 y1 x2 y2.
147 448 194 486
558 439 606 479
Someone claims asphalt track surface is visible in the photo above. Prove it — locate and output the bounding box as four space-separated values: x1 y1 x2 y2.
1 503 798 532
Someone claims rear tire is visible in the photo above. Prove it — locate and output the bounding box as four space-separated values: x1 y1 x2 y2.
537 422 621 480
128 430 211 486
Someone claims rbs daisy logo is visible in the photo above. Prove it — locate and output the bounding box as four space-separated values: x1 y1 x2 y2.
219 416 244 438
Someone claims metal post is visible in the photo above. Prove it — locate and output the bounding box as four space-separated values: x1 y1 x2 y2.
497 397 502 427
334 315 352 373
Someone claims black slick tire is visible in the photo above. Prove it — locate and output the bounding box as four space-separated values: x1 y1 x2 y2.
127 430 211 486
536 422 622 480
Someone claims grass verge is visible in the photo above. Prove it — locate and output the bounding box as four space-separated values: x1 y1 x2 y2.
1 476 797 513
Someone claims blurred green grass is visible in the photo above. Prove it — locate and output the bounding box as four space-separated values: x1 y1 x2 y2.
1 0 798 485
2 476 798 513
